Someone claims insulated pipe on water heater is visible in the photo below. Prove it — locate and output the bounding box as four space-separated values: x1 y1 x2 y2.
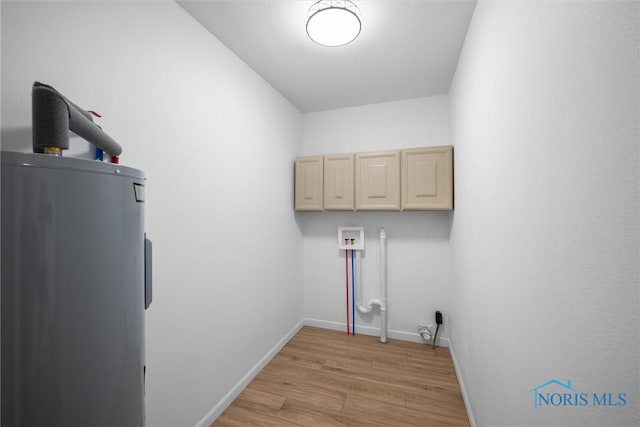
32 81 123 158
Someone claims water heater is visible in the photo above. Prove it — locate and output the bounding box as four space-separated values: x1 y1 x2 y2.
1 151 151 426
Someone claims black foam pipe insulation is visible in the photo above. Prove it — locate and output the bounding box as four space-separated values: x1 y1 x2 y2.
32 81 122 157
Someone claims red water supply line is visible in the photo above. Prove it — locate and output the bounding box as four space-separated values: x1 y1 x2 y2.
345 249 350 335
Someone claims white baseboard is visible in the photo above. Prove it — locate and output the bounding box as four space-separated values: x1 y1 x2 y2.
194 319 304 427
303 317 450 347
448 336 476 427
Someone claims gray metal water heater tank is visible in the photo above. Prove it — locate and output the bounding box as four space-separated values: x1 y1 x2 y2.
1 151 149 427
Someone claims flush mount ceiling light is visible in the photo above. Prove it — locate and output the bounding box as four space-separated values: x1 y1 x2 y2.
306 0 361 47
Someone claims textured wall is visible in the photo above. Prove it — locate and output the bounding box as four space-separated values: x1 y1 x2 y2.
449 1 639 425
1 2 303 426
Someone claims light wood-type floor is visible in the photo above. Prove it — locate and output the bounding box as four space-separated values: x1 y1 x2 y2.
212 326 469 426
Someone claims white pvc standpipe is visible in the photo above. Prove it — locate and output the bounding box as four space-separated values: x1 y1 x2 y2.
355 228 388 343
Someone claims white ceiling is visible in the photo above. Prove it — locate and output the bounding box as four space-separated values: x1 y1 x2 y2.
178 0 476 113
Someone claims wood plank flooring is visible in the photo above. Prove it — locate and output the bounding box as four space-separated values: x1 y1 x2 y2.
212 326 469 426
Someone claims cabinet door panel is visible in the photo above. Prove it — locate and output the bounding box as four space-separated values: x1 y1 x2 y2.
401 146 453 210
324 154 354 210
355 151 400 210
295 156 323 211
414 159 437 197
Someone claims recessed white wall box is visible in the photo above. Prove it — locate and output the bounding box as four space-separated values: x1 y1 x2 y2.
338 226 364 250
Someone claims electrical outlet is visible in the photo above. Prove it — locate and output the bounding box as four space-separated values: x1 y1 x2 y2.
417 322 434 343
417 322 434 332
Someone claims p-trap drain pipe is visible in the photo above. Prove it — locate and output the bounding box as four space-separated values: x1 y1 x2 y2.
356 228 388 343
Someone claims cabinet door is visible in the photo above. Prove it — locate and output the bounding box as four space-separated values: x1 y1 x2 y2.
401 146 453 210
295 156 323 211
355 151 400 210
324 153 354 210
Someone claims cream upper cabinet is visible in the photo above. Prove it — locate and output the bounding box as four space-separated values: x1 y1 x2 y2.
295 156 323 211
401 146 453 210
355 151 401 211
324 153 354 210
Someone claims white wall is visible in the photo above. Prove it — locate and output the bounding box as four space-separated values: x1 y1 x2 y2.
1 2 303 426
449 1 639 426
301 96 453 341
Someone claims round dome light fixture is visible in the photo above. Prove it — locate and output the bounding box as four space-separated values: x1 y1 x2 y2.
306 0 361 47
